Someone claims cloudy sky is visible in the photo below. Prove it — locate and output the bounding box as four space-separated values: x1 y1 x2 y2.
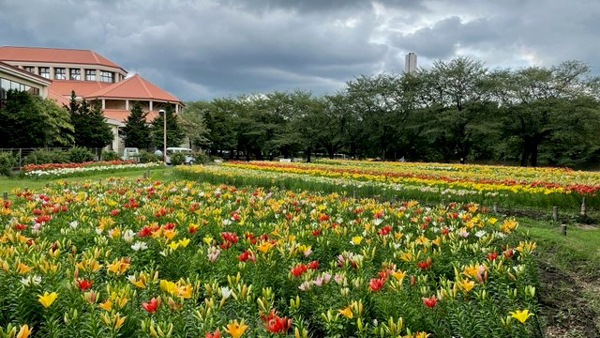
1 0 599 100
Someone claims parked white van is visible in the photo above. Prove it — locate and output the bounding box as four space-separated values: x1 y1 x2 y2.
121 147 139 161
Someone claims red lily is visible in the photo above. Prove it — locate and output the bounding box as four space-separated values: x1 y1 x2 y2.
290 263 308 277
487 251 498 260
307 260 319 270
422 295 437 308
205 329 221 338
261 310 292 333
77 279 92 290
142 297 160 313
369 278 385 291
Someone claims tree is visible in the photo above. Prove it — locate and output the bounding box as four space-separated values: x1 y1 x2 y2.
495 61 600 166
180 101 210 148
0 90 73 147
66 92 113 149
121 101 150 149
151 103 185 149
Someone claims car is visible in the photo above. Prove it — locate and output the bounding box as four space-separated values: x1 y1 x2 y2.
165 147 194 165
121 147 139 161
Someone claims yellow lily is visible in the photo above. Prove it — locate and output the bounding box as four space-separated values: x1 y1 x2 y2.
225 319 248 338
38 291 57 308
338 306 353 318
510 309 533 324
17 324 32 338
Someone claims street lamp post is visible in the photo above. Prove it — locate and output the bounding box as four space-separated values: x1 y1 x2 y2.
159 109 167 164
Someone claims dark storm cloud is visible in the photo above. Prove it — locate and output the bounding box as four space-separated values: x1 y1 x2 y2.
0 0 598 100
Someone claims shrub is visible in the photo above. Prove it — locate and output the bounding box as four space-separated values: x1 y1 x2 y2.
194 150 211 164
67 147 95 163
170 152 187 165
137 150 161 163
23 149 69 164
102 151 120 161
0 152 16 176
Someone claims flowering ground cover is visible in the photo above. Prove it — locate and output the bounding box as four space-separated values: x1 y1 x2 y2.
23 163 162 179
203 161 600 209
22 160 137 173
0 178 538 337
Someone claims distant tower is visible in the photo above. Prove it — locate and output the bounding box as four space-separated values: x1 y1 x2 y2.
405 52 417 74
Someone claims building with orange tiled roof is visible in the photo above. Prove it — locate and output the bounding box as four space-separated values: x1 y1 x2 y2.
0 46 184 153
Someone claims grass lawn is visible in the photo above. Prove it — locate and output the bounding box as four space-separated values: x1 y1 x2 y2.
519 217 600 337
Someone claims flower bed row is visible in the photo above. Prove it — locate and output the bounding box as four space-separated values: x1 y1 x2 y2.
176 164 584 209
219 161 597 209
22 160 136 172
23 163 162 179
0 177 537 337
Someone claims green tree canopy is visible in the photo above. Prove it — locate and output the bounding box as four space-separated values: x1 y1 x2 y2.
121 101 150 149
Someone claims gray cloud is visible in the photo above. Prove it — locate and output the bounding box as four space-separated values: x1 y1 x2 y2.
0 0 598 100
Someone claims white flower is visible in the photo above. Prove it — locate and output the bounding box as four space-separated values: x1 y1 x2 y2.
220 287 232 299
373 219 384 226
95 228 103 235
222 219 232 226
122 230 136 242
475 230 486 238
131 241 148 251
20 275 42 287
69 221 79 229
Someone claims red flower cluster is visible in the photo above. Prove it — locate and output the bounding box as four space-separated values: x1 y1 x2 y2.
77 279 92 290
290 263 308 277
142 297 160 313
417 257 432 270
422 295 437 308
220 231 239 249
261 310 292 333
369 278 385 291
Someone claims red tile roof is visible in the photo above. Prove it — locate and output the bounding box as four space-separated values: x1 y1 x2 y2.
47 89 70 106
0 46 124 70
48 80 113 98
104 109 159 123
86 74 180 102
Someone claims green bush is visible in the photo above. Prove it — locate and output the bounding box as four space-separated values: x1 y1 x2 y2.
67 147 95 163
102 151 120 161
23 149 69 164
0 152 16 176
170 152 187 165
137 150 161 163
194 150 211 164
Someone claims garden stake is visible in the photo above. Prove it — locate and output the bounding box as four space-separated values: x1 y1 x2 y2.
560 224 567 236
581 197 586 216
493 202 498 214
552 206 558 222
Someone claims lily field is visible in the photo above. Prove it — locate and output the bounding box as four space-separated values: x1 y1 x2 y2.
1 161 599 337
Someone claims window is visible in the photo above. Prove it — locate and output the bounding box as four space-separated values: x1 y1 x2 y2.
85 69 96 81
70 68 81 80
0 77 40 99
23 66 35 73
0 78 9 100
39 67 50 79
100 71 114 83
54 68 66 80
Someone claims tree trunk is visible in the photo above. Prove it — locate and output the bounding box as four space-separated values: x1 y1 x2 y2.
520 143 529 167
306 147 312 163
530 143 538 167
